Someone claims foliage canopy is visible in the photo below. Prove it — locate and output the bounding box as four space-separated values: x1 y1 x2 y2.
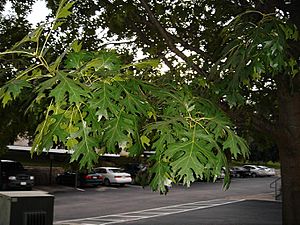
2 0 300 223
0 0 252 192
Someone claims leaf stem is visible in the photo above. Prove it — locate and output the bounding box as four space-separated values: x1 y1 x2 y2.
15 64 42 80
0 51 35 57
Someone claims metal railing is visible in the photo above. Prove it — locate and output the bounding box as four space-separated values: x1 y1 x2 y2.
270 177 282 200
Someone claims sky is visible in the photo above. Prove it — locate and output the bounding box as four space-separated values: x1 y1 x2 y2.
3 0 50 26
27 0 51 26
2 0 165 68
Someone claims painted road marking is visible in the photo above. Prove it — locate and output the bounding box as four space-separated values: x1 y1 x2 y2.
54 198 245 225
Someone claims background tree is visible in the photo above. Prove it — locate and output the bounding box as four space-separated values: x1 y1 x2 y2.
0 0 299 224
0 0 39 153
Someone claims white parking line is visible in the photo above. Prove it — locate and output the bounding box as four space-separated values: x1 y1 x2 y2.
54 198 245 225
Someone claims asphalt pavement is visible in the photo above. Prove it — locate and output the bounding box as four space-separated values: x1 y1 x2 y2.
114 200 281 225
34 177 282 225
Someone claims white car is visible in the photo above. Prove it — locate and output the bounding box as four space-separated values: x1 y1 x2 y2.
242 165 266 177
257 166 276 176
94 167 132 186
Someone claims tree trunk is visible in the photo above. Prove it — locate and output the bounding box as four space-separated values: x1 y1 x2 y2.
277 91 300 225
278 1 300 223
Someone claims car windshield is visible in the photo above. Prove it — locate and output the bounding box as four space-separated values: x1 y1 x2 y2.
109 168 124 173
1 162 25 171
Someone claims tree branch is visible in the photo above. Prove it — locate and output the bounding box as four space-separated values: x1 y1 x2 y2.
99 39 136 48
130 22 175 72
139 0 208 76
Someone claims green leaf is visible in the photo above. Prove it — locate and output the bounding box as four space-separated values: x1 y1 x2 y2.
1 92 12 106
153 132 174 151
49 52 66 72
32 110 54 154
31 111 70 155
226 91 245 107
11 26 44 49
49 71 90 104
43 114 69 147
128 141 143 157
149 157 171 193
55 1 75 19
223 129 248 158
165 141 211 186
28 26 44 42
119 81 154 117
0 80 31 106
140 135 150 149
102 112 133 153
53 21 64 30
66 138 78 149
71 40 83 52
89 82 121 119
70 135 99 169
162 124 218 186
82 51 121 72
65 51 93 69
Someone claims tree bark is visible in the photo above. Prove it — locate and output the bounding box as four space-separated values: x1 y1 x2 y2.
277 91 300 225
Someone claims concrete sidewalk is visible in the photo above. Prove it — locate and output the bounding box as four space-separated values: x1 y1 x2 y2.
227 192 279 202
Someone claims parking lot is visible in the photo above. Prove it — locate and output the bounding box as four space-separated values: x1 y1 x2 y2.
54 200 281 225
48 177 281 225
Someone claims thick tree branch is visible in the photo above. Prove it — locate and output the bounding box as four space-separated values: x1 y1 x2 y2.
131 22 175 72
139 0 208 76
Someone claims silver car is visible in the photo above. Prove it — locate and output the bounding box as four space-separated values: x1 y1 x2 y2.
257 166 276 176
243 165 266 177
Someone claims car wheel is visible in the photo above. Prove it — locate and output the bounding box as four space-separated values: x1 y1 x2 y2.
236 173 241 178
104 178 111 186
251 173 257 178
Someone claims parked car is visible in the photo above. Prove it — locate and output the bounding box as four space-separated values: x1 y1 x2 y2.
242 165 266 177
56 170 103 187
0 159 34 190
230 166 251 178
94 167 132 186
257 166 276 176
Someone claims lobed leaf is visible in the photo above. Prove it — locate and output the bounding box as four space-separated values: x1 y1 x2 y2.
49 71 90 104
0 80 31 106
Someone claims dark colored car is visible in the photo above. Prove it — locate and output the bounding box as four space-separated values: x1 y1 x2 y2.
0 160 34 190
56 171 103 187
230 166 251 178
